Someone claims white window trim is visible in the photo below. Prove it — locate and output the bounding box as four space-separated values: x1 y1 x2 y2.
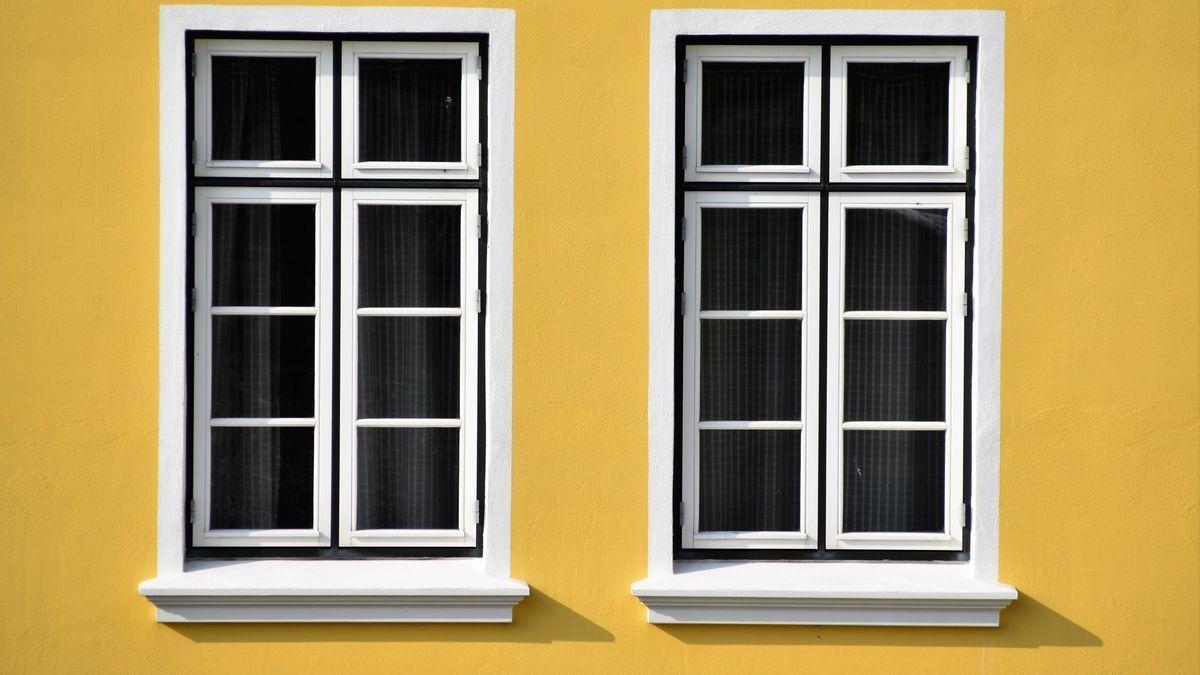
681 191 820 549
339 188 479 548
638 9 1015 627
828 45 969 183
144 5 525 623
341 41 481 180
194 39 335 178
826 192 966 551
192 186 334 547
683 45 822 182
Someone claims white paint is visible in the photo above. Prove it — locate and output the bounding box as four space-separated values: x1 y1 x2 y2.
153 4 520 622
643 9 1010 624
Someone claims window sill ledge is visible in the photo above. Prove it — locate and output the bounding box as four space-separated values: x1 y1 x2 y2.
140 559 529 623
632 562 1016 626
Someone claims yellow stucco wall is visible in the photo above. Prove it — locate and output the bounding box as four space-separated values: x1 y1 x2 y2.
1 1 1197 672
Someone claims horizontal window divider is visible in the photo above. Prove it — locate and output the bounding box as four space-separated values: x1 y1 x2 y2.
188 30 491 41
355 418 463 428
841 421 948 431
837 532 954 541
191 177 484 189
209 306 317 316
697 420 805 430
698 310 804 320
203 528 322 538
355 307 463 317
842 164 956 174
842 311 948 320
681 181 970 193
678 35 976 47
349 528 467 538
210 417 317 427
693 531 809 540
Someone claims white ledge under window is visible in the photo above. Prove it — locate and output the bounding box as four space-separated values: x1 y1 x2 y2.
140 560 529 623
632 563 1016 627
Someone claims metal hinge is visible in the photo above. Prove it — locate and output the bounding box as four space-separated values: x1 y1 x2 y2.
475 289 483 313
191 140 197 165
475 214 483 239
476 55 483 79
190 212 197 238
188 499 195 524
474 499 481 524
965 59 971 84
680 215 687 242
682 60 687 82
960 503 968 524
190 52 196 78
679 291 686 316
963 145 970 166
682 145 688 164
961 217 970 243
679 500 686 524
476 142 483 164
962 292 970 317
190 288 197 312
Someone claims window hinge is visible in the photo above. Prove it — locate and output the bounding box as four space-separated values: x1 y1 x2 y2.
962 292 970 317
965 59 971 83
190 52 196 78
682 145 688 164
961 217 970 243
190 288 197 312
474 499 481 524
189 212 197 238
679 500 685 524
682 60 687 83
680 215 687 242
475 289 483 313
679 291 686 316
475 214 483 239
963 145 970 166
475 55 483 79
188 499 195 524
476 142 483 164
190 140 197 165
960 503 968 524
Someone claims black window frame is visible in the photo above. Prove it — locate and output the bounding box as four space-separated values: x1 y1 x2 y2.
673 35 977 562
185 31 490 560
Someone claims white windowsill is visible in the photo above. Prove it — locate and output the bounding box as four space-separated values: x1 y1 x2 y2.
632 562 1016 626
140 559 529 623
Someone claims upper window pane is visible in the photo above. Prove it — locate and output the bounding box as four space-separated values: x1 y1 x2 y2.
211 56 316 161
701 62 804 166
845 208 946 311
701 207 803 311
358 58 462 163
212 204 316 307
846 62 949 166
358 205 460 308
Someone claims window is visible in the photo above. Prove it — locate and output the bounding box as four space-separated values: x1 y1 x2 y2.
144 7 523 623
637 9 1014 627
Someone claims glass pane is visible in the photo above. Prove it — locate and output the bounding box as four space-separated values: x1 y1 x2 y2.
701 320 803 421
212 204 315 307
356 428 459 530
358 205 460 308
846 62 950 166
211 316 314 418
845 208 946 312
701 61 804 166
701 208 803 311
843 320 944 422
842 430 945 533
211 56 316 161
699 430 802 532
358 317 459 419
210 427 314 529
358 58 462 162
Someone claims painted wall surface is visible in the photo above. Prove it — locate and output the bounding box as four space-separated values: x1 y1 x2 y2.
0 1 1196 672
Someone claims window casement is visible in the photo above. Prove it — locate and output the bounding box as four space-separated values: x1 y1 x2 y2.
637 9 1014 627
144 7 524 623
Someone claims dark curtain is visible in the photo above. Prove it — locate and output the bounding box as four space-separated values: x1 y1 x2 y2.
701 61 804 166
210 427 314 529
842 430 944 533
356 428 459 529
846 62 949 166
211 55 316 161
358 58 461 162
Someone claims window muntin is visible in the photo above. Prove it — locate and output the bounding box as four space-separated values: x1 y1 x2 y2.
341 42 481 179
826 194 966 551
683 45 822 182
192 187 334 547
190 38 483 554
339 190 479 547
681 192 821 549
194 40 334 178
828 45 968 182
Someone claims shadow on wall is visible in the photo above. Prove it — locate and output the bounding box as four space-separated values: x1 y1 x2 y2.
168 588 614 644
657 594 1102 648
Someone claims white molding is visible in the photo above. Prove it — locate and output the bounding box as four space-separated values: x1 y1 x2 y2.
644 9 1010 625
153 4 520 622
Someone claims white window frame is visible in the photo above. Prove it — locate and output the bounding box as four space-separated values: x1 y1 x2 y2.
192 186 334 547
341 41 481 180
683 45 822 182
144 5 525 623
828 45 969 183
339 188 479 547
680 191 820 549
825 192 966 551
637 9 1015 627
194 39 335 178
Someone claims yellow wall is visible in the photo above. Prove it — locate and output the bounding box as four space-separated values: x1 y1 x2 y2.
1 1 1197 672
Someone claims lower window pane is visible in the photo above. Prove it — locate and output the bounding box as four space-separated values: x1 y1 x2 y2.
356 428 460 530
358 317 460 419
699 430 802 532
210 427 314 530
842 430 944 533
843 319 945 421
212 315 315 418
701 319 804 421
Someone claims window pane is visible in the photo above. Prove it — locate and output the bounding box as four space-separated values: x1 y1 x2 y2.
842 430 944 533
844 320 945 422
701 61 804 166
211 316 314 418
845 208 946 311
358 205 460 308
212 204 315 307
358 317 459 419
211 56 316 161
358 58 461 163
356 428 459 530
210 427 314 529
846 62 949 166
699 430 802 532
701 208 803 311
701 319 803 421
